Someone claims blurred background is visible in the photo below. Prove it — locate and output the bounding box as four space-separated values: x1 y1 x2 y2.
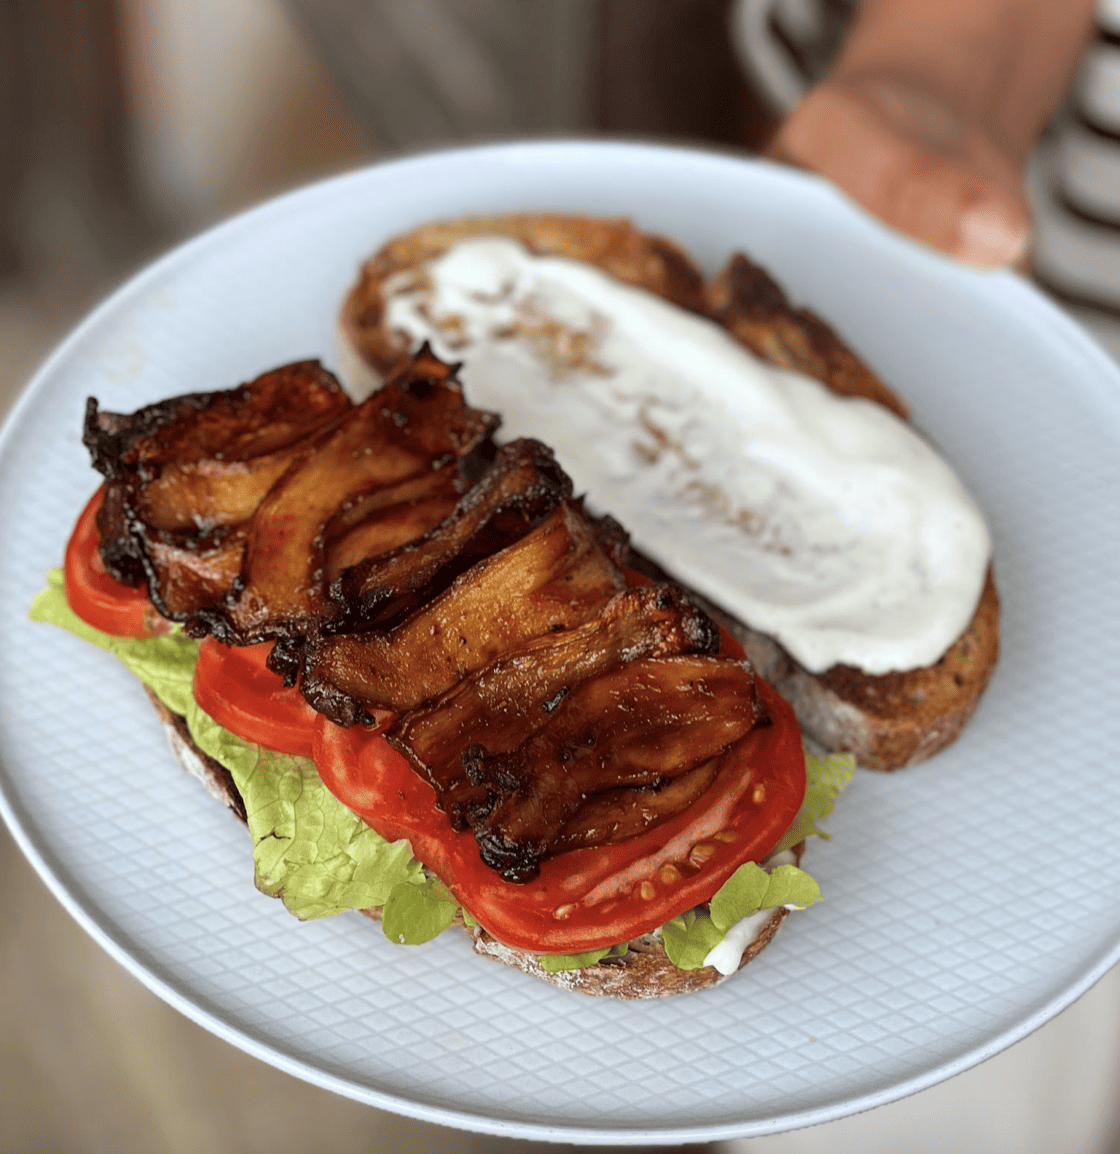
4 2 1120 1151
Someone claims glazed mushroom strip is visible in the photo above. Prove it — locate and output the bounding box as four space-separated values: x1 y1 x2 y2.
139 526 248 621
550 756 724 854
468 655 765 882
299 502 625 722
85 361 352 583
84 360 351 480
324 468 470 581
387 583 720 829
141 467 472 623
196 361 498 644
329 438 573 631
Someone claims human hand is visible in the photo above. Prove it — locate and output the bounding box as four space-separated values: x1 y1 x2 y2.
770 71 1031 269
764 0 1096 271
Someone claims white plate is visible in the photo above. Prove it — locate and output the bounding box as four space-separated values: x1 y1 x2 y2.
3 141 1120 1146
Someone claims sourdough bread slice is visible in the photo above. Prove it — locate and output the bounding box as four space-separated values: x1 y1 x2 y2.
338 212 999 770
145 686 789 998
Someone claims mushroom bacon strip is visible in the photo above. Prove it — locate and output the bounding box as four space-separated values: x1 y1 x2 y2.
84 361 352 588
466 655 766 882
299 501 626 723
190 351 499 644
549 756 724 854
138 526 249 621
324 468 471 581
132 465 475 624
328 437 574 632
386 583 720 829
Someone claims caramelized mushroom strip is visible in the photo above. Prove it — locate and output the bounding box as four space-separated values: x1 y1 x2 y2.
299 502 624 722
86 361 351 584
324 468 470 580
140 527 248 619
387 584 720 829
467 656 763 882
133 452 318 538
195 354 498 643
549 757 723 854
329 438 573 631
84 361 351 477
134 461 463 623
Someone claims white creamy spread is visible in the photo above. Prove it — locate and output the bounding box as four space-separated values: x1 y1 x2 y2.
702 849 798 976
379 237 991 674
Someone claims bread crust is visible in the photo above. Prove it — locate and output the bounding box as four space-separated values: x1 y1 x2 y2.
339 213 1000 770
467 913 787 999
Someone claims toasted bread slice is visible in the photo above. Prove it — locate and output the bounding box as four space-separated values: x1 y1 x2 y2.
338 212 999 770
338 214 708 397
145 687 788 998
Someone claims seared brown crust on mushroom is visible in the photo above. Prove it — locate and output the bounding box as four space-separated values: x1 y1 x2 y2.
299 501 626 722
339 213 999 770
85 349 498 637
197 348 498 645
85 361 351 586
466 655 765 881
387 583 720 828
329 437 573 632
324 468 470 581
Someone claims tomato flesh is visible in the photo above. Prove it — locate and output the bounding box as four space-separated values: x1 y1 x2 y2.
313 676 804 954
193 638 329 757
64 488 154 637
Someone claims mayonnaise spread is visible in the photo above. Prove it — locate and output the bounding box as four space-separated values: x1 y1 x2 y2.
702 850 799 976
379 237 990 674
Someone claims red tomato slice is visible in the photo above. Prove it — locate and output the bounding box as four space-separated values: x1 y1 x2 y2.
64 488 154 637
192 638 328 757
313 676 804 954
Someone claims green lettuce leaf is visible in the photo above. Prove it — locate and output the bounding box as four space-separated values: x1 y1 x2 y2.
711 862 822 928
539 947 614 973
662 910 726 970
33 571 423 921
381 877 459 944
663 862 823 970
771 750 855 855
538 943 629 973
708 861 772 931
760 863 822 911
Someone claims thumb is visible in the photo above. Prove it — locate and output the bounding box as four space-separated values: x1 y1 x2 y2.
770 81 1031 269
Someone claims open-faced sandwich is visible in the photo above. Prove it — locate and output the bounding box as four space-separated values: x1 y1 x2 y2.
339 214 999 770
32 212 997 998
35 345 854 998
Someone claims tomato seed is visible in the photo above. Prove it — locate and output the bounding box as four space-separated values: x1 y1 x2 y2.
689 842 715 866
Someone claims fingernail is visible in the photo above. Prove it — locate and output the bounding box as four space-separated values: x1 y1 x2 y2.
957 204 1029 268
